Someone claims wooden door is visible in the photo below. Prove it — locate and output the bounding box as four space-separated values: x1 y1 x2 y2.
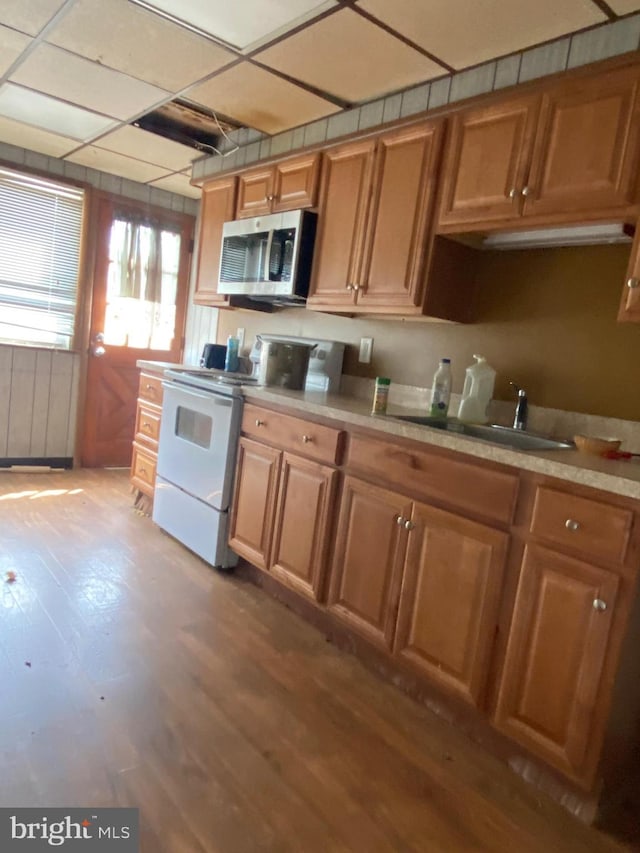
437 95 539 228
269 453 337 601
494 544 619 786
228 438 281 570
357 121 443 311
193 177 236 306
236 167 274 219
327 476 411 649
82 195 192 467
272 153 319 212
306 140 376 310
525 68 640 219
618 223 640 321
394 502 508 708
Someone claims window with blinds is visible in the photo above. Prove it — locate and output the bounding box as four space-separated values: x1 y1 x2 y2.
0 166 85 350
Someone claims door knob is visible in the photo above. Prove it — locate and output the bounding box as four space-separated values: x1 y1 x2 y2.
93 345 106 357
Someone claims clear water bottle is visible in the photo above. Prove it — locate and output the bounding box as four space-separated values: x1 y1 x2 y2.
429 358 452 419
224 335 239 373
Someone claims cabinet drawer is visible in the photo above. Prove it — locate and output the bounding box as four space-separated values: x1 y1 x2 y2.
242 404 343 465
346 433 518 525
530 486 632 565
135 401 161 448
131 442 157 493
138 372 163 406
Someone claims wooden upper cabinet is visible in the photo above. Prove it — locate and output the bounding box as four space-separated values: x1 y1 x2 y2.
526 67 640 219
437 95 540 228
193 176 236 306
357 120 444 311
394 502 508 709
307 139 376 309
618 222 640 321
236 153 320 219
493 544 619 787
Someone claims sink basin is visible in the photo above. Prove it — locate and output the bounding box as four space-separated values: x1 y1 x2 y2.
392 415 574 451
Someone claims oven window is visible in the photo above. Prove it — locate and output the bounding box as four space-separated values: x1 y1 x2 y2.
175 406 212 449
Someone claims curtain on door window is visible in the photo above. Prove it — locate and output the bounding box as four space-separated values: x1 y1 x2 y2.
104 217 181 350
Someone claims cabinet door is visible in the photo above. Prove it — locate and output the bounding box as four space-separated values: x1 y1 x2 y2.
306 140 376 310
272 153 319 212
357 121 443 311
494 544 619 786
327 476 411 649
437 95 539 228
236 166 274 219
394 502 508 709
228 438 281 570
618 220 640 322
525 68 640 219
193 177 236 305
269 453 337 601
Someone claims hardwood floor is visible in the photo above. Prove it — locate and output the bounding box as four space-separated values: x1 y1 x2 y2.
0 468 635 853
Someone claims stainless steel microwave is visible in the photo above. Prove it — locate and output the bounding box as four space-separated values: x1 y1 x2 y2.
218 209 317 305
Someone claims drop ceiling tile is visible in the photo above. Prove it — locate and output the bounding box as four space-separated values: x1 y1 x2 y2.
0 115 77 157
142 0 337 51
256 8 444 103
607 1 640 12
66 146 170 183
10 44 170 121
0 26 30 76
185 62 340 134
149 172 201 199
0 83 117 140
45 0 236 92
0 0 67 37
358 0 606 70
93 126 196 172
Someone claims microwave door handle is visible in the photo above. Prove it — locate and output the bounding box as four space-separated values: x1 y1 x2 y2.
262 229 274 282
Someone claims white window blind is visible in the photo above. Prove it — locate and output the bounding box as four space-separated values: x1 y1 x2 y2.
0 166 84 350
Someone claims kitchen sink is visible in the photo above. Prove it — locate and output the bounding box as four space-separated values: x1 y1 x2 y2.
392 415 574 451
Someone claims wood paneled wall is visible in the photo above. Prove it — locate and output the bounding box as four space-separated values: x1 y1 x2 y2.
0 345 79 460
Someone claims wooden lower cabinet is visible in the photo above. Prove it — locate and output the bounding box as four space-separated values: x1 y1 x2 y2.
394 502 509 708
228 438 280 571
493 544 620 787
229 437 336 600
130 370 164 505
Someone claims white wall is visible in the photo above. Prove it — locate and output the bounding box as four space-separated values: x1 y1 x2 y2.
0 346 80 460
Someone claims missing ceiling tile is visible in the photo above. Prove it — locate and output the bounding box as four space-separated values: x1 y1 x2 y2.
133 98 242 154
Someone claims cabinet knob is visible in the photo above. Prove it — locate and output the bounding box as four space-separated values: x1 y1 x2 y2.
346 283 354 291
508 188 517 199
404 519 415 531
352 283 360 292
143 421 151 429
266 194 274 201
255 419 265 427
302 434 313 443
521 186 531 197
145 383 154 391
565 518 580 531
627 277 639 289
139 467 147 475
396 515 405 525
593 598 607 612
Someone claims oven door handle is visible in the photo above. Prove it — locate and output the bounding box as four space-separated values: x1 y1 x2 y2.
162 381 233 407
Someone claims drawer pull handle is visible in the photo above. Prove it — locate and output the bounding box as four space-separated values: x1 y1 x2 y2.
302 434 313 443
396 515 405 525
565 518 580 531
593 598 607 612
255 419 265 427
404 520 415 531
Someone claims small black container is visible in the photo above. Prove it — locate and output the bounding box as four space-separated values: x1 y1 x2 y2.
200 343 227 369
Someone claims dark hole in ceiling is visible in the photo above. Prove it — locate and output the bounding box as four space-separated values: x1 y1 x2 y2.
133 98 242 153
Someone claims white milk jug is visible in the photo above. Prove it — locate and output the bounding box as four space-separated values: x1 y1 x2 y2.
457 355 496 424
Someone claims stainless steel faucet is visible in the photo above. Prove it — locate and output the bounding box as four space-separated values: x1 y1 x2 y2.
509 382 528 430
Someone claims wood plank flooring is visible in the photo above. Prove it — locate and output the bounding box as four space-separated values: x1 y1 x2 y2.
0 468 636 853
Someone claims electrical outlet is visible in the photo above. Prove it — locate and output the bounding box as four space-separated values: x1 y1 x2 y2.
236 327 245 352
359 336 373 364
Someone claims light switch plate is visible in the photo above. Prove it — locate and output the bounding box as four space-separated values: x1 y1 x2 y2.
359 336 373 363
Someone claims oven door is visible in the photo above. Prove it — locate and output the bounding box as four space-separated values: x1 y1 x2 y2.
156 382 241 510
